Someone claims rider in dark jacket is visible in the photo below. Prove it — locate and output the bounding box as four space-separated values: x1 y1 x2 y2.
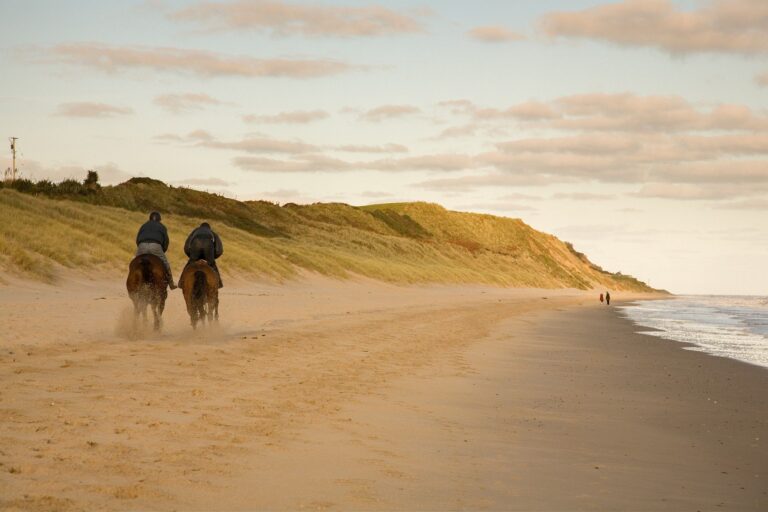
135 211 176 290
181 222 223 288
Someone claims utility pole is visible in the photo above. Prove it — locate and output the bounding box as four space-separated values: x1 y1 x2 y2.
8 137 18 182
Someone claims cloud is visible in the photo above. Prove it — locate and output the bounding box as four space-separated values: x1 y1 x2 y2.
436 124 478 139
499 192 543 201
437 94 768 133
38 43 359 78
258 189 309 203
234 154 351 172
172 177 232 187
717 198 768 210
479 151 627 179
232 151 474 173
552 192 613 200
20 160 133 185
757 71 768 87
674 134 768 155
360 190 394 198
154 93 225 113
359 104 421 122
203 136 319 154
368 154 473 172
153 133 186 143
170 0 425 37
187 129 215 141
155 130 318 154
549 93 768 132
496 133 640 154
473 101 561 121
634 182 768 200
467 26 525 43
436 99 476 115
243 110 329 123
455 202 536 213
479 94 768 133
334 143 408 153
53 102 133 118
657 160 768 184
414 173 561 192
540 0 768 56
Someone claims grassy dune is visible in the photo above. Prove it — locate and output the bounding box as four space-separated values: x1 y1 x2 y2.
0 178 658 291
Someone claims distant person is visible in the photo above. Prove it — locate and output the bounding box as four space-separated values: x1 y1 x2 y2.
599 293 604 303
135 211 176 290
605 291 611 305
181 222 224 288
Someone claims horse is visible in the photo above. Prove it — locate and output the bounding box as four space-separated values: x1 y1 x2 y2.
179 260 219 329
126 254 168 331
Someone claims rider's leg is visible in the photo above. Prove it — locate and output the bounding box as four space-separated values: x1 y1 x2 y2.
211 261 223 288
160 253 176 290
147 244 175 290
203 244 223 288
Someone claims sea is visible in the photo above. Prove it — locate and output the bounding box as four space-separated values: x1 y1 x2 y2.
619 296 768 370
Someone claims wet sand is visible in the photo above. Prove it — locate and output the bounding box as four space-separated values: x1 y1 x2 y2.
0 277 765 510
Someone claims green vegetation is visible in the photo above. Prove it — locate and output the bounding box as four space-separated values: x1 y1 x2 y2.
0 175 659 291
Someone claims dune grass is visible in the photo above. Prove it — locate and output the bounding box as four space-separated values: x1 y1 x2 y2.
0 182 659 292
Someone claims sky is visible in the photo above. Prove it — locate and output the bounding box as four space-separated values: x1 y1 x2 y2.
1 0 767 295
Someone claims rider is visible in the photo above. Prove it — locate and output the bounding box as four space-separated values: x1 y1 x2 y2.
135 211 176 290
181 222 224 288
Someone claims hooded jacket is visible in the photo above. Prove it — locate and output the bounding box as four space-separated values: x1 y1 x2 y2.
183 224 223 259
136 220 169 252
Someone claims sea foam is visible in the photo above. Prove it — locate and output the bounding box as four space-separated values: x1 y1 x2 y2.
619 296 768 369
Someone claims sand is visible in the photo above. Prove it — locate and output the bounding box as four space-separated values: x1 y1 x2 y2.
0 276 765 510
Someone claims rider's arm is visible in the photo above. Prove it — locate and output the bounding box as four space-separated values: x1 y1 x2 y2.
214 232 223 258
183 230 194 257
161 225 169 252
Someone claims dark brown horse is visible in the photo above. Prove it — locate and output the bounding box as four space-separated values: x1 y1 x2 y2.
126 254 168 331
179 260 219 329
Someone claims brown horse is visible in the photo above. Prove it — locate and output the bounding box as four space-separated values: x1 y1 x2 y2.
179 260 219 329
126 254 168 331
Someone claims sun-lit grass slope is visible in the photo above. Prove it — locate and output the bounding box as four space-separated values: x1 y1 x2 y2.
0 179 659 292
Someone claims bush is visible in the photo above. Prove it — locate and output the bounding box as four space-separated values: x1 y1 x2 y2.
84 170 100 191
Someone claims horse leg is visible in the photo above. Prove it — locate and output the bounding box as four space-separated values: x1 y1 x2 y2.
157 292 166 330
152 301 160 331
199 303 207 326
131 296 140 320
187 302 197 329
153 291 166 331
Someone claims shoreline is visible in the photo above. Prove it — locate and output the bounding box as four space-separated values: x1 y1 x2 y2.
1 280 764 510
617 296 768 373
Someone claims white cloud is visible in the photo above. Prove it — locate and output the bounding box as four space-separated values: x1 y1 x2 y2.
53 102 133 118
154 93 225 113
170 0 425 37
467 26 525 43
540 0 768 56
243 110 329 124
37 43 360 79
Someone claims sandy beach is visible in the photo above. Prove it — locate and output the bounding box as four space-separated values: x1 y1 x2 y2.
1 277 765 511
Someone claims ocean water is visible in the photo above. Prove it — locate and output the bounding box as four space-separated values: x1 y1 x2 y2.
619 296 768 369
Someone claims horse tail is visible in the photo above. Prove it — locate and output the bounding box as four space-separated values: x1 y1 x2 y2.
140 257 153 285
192 270 206 302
